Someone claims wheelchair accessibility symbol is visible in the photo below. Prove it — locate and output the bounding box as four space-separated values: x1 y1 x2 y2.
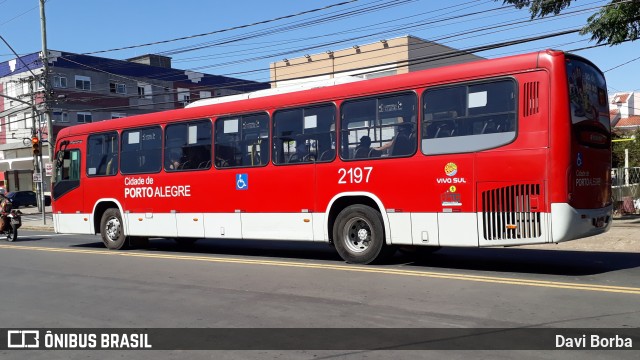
236 173 248 190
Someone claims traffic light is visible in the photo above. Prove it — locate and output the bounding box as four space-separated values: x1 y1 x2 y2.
31 136 40 156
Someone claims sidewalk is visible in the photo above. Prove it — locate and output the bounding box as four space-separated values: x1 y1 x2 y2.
17 205 54 232
12 207 640 253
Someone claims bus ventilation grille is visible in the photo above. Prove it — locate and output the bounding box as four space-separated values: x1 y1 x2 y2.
482 184 542 241
524 81 539 116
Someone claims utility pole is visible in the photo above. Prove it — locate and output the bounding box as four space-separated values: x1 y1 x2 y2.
39 0 54 168
28 78 45 217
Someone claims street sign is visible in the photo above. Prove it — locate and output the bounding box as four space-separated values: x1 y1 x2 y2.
45 163 53 177
33 172 42 183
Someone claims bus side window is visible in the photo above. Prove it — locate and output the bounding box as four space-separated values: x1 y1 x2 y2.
273 104 335 165
87 132 118 177
422 79 517 155
165 120 212 172
122 127 162 174
341 93 416 159
215 113 269 168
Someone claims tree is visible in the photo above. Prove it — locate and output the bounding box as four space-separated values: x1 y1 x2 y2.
498 0 640 45
612 128 640 168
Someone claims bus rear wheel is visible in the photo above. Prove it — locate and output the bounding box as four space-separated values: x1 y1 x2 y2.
100 208 128 250
333 204 394 264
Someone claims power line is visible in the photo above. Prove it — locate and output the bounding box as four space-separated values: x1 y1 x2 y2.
53 0 593 89
604 54 640 73
50 28 584 114
82 0 360 55
158 0 419 56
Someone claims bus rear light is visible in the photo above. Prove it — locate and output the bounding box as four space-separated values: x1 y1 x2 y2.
83 218 88 222
138 218 143 221
303 219 310 223
193 218 199 222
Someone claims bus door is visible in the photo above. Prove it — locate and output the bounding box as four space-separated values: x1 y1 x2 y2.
240 107 330 241
52 139 90 234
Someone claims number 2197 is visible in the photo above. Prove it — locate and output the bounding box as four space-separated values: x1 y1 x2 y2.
338 167 373 184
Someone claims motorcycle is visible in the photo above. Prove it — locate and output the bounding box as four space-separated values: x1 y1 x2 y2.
0 195 22 241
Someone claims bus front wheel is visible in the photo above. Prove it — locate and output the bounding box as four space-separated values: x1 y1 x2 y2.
333 204 394 264
100 208 128 250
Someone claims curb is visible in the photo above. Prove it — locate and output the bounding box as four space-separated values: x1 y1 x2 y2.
21 225 55 232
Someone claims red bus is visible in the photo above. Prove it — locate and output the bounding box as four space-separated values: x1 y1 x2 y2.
51 50 612 264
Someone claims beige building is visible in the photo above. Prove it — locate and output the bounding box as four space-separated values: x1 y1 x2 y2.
270 35 484 88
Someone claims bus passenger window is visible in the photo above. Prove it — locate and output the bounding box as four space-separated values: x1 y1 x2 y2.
215 113 269 169
165 120 212 172
340 93 417 160
272 104 335 165
422 79 517 155
121 126 162 174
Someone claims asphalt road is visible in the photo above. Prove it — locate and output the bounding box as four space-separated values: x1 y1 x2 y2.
0 231 638 359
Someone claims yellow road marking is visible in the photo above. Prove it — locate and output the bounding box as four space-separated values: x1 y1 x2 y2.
1 243 639 295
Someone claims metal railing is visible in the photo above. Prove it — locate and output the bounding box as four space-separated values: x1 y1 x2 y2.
612 167 640 214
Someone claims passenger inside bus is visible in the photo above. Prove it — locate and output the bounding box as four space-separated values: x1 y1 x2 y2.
166 150 184 170
374 122 414 156
354 136 372 159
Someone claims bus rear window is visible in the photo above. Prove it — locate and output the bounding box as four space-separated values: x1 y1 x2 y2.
566 58 610 147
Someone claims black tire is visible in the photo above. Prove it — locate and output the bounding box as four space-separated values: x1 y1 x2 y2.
100 208 128 250
333 204 395 264
174 238 198 246
6 224 17 242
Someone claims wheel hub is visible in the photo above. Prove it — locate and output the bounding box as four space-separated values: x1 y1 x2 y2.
343 217 372 253
105 217 121 241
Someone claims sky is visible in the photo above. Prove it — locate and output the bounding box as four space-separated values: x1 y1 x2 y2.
0 0 638 95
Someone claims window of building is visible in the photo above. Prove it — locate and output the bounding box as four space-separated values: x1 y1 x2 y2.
165 120 212 171
109 82 126 94
137 83 152 99
21 113 29 130
340 93 417 160
52 110 69 123
422 79 517 155
273 104 336 164
53 75 67 88
121 126 162 174
5 82 17 97
87 132 119 176
177 88 190 106
77 112 92 123
75 75 91 91
199 91 212 99
215 113 269 168
8 115 18 131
